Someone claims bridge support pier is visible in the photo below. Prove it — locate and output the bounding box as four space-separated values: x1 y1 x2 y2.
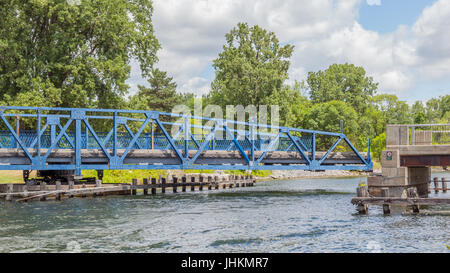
368 150 430 198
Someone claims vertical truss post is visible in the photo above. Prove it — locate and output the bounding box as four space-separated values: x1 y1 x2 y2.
311 133 316 162
113 111 118 157
71 109 85 177
36 109 41 159
184 115 189 159
75 119 81 176
14 115 20 148
85 123 89 149
250 117 255 164
151 120 154 149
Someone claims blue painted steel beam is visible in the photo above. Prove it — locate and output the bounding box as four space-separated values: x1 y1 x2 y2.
0 105 372 173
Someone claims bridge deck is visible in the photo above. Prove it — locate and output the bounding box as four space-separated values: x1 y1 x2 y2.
0 148 368 165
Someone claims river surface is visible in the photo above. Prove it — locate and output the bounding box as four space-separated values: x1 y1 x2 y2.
1 172 449 253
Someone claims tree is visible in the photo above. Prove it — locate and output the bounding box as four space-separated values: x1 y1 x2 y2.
129 68 182 113
307 63 378 113
265 81 311 127
209 22 294 109
302 100 359 149
0 0 160 109
411 101 427 123
371 94 412 124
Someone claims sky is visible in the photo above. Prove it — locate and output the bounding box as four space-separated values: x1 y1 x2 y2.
126 0 450 104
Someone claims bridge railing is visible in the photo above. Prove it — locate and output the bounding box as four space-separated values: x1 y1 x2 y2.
409 124 450 145
0 106 372 173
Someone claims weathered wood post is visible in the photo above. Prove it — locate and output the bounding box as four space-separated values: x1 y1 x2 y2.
23 184 28 198
199 175 203 191
5 184 13 201
407 187 420 213
40 182 47 201
182 175 187 192
442 177 447 193
207 176 212 190
67 178 74 198
191 176 196 192
55 180 62 201
94 179 102 197
151 177 156 195
173 176 178 193
81 183 87 198
434 177 439 193
381 188 390 215
132 179 137 195
143 178 148 195
356 185 369 214
161 175 166 194
214 176 219 190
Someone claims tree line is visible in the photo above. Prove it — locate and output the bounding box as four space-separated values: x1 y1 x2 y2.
1 1 449 160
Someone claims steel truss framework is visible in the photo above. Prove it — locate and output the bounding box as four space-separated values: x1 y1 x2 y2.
0 106 372 174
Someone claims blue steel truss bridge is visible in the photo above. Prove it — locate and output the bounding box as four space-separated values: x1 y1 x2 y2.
0 106 372 183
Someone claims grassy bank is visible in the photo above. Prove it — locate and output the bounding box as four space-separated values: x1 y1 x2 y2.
0 169 272 184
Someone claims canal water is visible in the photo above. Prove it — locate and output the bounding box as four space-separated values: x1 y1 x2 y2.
1 172 449 253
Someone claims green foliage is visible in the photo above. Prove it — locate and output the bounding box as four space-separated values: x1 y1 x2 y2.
209 22 294 109
307 63 378 113
371 94 412 124
266 81 311 126
128 68 183 113
0 0 160 110
224 170 272 177
368 133 386 161
302 100 359 149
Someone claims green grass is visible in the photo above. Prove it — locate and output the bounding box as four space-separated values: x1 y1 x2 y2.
0 168 273 185
0 171 25 184
224 170 272 177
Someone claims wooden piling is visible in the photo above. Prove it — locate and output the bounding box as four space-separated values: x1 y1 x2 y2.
442 177 447 193
182 175 187 192
5 184 13 201
381 188 390 215
191 176 196 192
161 175 166 194
173 176 178 193
356 186 369 214
214 176 219 190
151 177 156 195
132 179 137 195
40 182 47 201
23 184 28 198
143 178 148 195
434 177 439 193
94 179 103 197
407 187 420 213
207 176 212 190
199 175 203 191
81 183 87 198
55 180 62 201
68 179 74 198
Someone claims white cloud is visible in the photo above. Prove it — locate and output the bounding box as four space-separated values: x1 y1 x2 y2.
126 0 450 103
366 0 381 6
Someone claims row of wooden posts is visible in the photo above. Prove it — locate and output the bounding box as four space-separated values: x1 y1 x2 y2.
130 174 255 195
1 174 256 202
353 177 450 215
430 177 448 193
